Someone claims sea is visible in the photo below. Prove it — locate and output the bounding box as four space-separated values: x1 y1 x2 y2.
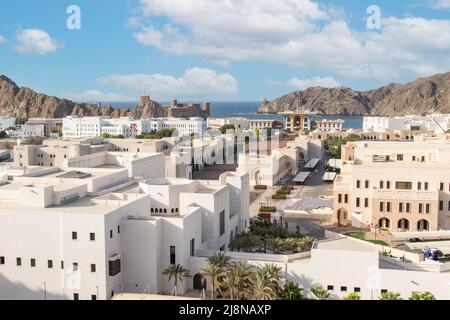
108 101 363 130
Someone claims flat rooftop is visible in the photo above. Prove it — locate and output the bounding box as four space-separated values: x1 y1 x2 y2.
314 237 378 253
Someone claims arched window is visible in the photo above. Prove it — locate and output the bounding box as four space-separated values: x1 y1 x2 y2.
379 218 391 229
397 218 410 231
417 219 430 231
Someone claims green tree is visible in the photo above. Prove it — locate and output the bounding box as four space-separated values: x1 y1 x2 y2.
162 264 191 296
222 269 240 300
379 291 402 300
409 291 436 300
201 263 224 300
250 269 279 300
219 124 235 134
279 282 303 300
232 260 253 300
311 285 330 299
344 293 361 300
208 251 230 269
102 132 110 139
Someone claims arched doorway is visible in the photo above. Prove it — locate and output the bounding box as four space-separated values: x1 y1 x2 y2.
337 208 349 226
397 218 410 231
254 170 262 185
378 217 391 229
193 273 206 290
417 219 430 231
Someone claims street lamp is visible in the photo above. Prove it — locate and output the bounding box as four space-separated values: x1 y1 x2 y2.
280 210 286 228
43 282 47 300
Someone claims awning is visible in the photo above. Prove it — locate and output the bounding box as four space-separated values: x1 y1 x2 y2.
304 158 320 169
327 159 342 169
292 172 310 183
322 172 337 182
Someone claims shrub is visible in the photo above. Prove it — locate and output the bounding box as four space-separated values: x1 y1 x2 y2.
254 185 268 190
272 194 287 200
259 206 277 213
276 189 291 195
311 285 330 299
279 282 304 300
344 293 361 300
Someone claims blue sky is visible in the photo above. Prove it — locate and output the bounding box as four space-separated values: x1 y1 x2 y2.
1 0 450 102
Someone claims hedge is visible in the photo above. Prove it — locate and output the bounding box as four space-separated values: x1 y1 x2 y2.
259 206 277 213
272 194 287 200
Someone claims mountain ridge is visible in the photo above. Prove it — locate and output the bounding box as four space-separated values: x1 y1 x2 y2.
260 72 450 116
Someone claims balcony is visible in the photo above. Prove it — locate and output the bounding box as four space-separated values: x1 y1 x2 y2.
371 189 438 201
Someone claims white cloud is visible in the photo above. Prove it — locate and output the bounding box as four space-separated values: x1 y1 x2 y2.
432 0 450 9
62 90 135 103
130 0 450 81
287 76 341 90
0 35 7 44
98 67 238 99
14 29 61 55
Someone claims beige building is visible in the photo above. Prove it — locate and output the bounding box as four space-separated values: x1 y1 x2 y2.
333 140 450 232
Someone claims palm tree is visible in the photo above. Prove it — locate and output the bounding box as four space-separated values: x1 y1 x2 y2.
208 251 230 269
222 269 240 300
162 264 191 296
301 236 315 251
286 237 301 253
250 269 278 300
233 260 253 300
201 263 224 300
243 232 260 252
269 237 283 254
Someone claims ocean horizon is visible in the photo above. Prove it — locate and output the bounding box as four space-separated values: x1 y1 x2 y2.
106 101 363 129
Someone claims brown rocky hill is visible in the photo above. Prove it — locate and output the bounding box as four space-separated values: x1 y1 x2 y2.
260 72 450 116
0 75 206 119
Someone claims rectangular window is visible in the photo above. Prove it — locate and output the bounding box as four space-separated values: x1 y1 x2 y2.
397 154 403 161
365 180 369 188
440 183 444 191
73 262 78 271
170 246 176 265
406 203 411 213
90 233 96 241
117 226 120 234
399 203 403 213
354 287 361 293
0 256 5 265
61 261 64 269
439 201 443 211
396 182 412 190
190 239 195 257
338 194 342 203
386 181 391 189
344 194 348 204
379 202 384 212
327 285 334 291
91 295 97 301
110 230 113 239
448 201 450 211
30 259 36 267
364 198 369 208
341 286 347 292
412 156 416 161
72 232 77 240
379 181 384 189
386 202 391 212
73 293 79 301
427 203 431 214
108 259 121 277
220 210 225 236
48 260 53 269
419 203 423 214
91 264 96 272
418 182 422 190
17 257 22 266
356 180 361 188
356 198 360 208
424 182 429 191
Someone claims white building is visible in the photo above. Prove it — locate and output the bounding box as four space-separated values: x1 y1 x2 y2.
0 149 249 300
6 124 45 139
314 119 344 132
363 114 450 134
207 117 250 131
63 117 206 138
0 116 15 131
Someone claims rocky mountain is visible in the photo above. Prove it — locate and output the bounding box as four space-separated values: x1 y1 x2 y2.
260 72 450 116
0 75 203 119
